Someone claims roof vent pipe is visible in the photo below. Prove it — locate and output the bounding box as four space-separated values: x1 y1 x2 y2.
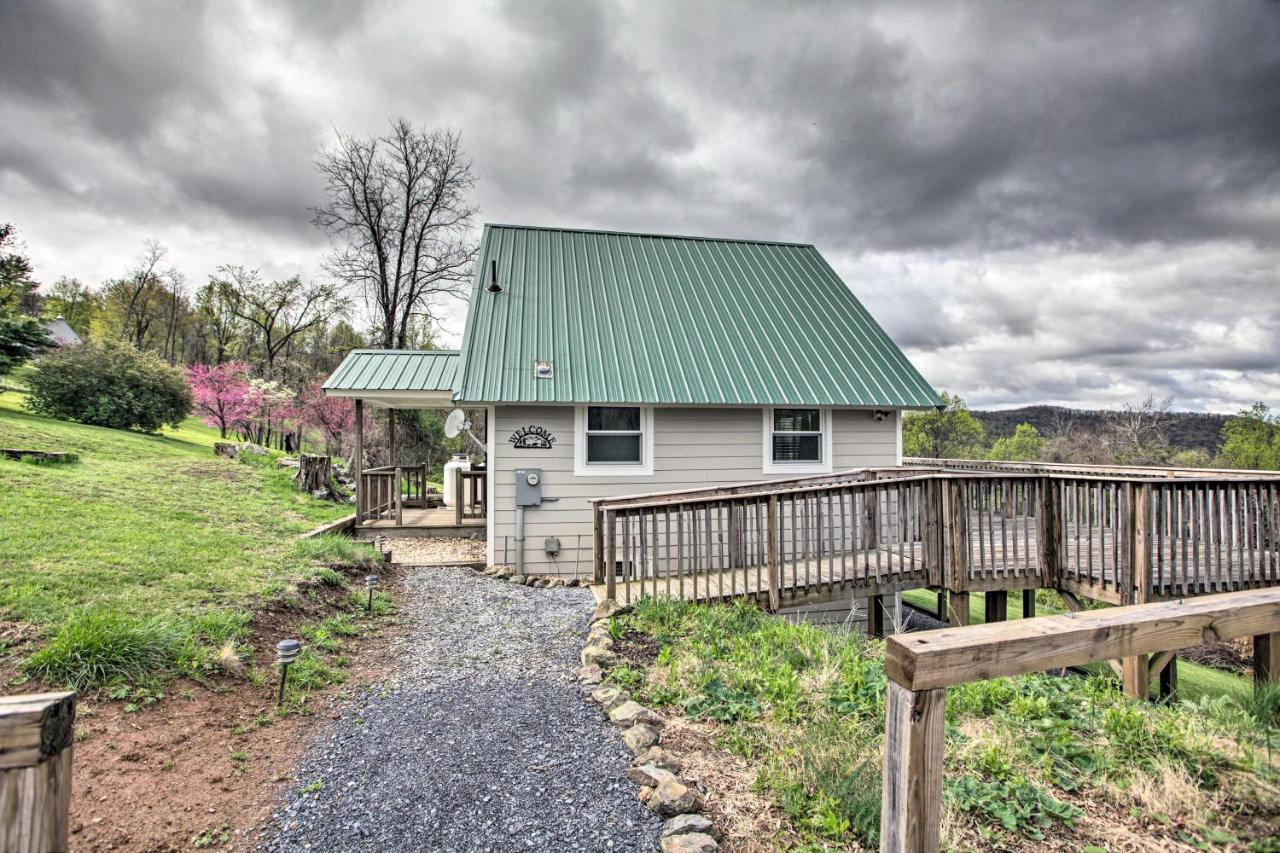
486 259 502 293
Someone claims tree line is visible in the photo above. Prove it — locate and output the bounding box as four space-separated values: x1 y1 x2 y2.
904 392 1280 471
0 118 483 479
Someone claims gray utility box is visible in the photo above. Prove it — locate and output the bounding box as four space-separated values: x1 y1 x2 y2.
515 469 543 507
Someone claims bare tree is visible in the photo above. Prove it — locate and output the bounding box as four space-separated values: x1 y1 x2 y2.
110 240 166 349
313 118 477 349
217 265 347 379
195 279 242 364
1106 394 1173 464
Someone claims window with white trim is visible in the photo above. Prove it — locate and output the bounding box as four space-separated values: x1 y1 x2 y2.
762 407 832 474
575 405 654 475
586 406 643 464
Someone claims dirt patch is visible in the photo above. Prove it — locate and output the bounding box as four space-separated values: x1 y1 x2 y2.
2 566 409 853
614 629 662 667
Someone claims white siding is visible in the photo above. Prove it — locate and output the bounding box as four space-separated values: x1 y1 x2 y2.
490 405 900 576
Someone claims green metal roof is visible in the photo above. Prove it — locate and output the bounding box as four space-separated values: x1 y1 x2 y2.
454 224 940 407
323 349 460 392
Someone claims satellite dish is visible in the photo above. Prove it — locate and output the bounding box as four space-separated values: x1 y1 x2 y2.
444 408 470 438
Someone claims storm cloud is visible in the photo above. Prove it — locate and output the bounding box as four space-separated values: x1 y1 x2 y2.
1 0 1277 411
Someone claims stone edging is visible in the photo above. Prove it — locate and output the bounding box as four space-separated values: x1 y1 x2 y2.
473 565 591 588
577 599 723 853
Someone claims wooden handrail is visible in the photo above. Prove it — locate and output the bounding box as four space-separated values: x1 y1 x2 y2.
879 589 1280 853
0 692 76 853
906 457 1280 480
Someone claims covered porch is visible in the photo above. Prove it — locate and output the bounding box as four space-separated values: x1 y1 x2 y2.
322 349 487 538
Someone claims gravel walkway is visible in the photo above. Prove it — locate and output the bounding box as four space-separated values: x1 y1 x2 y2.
261 564 661 852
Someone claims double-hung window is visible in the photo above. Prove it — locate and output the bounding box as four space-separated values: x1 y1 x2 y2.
763 407 832 474
575 405 654 475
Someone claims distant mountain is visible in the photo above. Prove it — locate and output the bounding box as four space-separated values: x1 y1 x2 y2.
972 405 1230 454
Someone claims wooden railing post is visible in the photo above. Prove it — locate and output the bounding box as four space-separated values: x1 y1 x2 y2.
766 496 781 612
353 398 364 522
944 479 968 593
604 509 617 602
1037 477 1060 588
593 505 605 584
394 466 404 526
880 682 945 853
1131 483 1152 605
923 479 944 587
454 467 464 527
0 692 75 853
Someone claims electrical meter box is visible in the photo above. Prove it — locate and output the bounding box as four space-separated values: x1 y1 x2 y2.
515 469 543 507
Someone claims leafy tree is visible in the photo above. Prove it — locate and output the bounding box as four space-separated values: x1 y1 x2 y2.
0 224 51 375
216 266 347 380
1217 403 1280 470
187 362 254 438
903 391 986 459
314 118 477 348
26 341 191 432
988 423 1043 462
43 277 100 337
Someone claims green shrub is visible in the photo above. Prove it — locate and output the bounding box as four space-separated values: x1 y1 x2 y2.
25 341 191 432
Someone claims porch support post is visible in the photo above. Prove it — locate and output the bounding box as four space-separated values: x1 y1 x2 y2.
867 594 886 638
387 408 397 467
353 398 364 522
1022 588 1037 619
947 591 971 627
1256 633 1280 687
984 591 1007 623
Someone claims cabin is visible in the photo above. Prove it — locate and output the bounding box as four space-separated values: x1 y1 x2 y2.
324 224 940 580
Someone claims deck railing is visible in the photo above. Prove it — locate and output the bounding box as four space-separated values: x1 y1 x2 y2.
454 468 486 525
592 466 1280 608
357 463 431 524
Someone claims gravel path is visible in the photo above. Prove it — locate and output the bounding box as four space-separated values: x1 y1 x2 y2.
261 565 661 852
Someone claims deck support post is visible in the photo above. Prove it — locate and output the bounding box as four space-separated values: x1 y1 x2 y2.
1037 477 1061 588
947 591 971 627
880 682 945 853
984 591 1007 623
1022 588 1036 619
394 466 403 527
353 398 364 523
867 594 886 638
1256 632 1280 686
1120 483 1154 696
1122 653 1150 701
1158 655 1178 699
0 692 76 853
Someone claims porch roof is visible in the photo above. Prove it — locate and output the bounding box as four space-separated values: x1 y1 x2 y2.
322 349 459 408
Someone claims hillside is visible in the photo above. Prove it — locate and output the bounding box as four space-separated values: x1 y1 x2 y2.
974 405 1230 454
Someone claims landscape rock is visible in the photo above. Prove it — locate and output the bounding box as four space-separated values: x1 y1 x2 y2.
621 724 659 754
589 685 627 710
660 832 719 853
662 814 720 841
635 746 681 772
625 763 677 788
581 645 617 668
578 664 604 685
644 778 702 817
591 598 624 623
609 700 662 728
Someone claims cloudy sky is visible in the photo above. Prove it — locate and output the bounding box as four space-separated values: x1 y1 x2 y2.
2 0 1278 412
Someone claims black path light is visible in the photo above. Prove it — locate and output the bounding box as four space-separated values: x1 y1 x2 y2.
365 574 380 613
276 639 301 706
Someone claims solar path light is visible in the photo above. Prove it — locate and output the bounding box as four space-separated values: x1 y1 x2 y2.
365 574 379 613
276 639 301 706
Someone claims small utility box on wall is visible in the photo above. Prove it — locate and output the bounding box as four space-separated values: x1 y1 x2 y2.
544 537 560 556
515 469 543 507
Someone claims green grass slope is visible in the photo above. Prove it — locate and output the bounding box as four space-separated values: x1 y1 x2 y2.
0 390 352 637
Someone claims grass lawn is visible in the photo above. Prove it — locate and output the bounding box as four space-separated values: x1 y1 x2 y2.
900 588 1253 704
611 599 1280 850
0 391 361 686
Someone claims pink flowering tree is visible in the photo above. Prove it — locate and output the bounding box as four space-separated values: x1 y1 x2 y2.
187 362 253 438
297 382 359 458
238 378 297 448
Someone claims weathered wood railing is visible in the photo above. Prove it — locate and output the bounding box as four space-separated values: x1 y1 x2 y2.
454 468 486 525
357 463 431 524
0 692 76 853
592 466 1280 611
879 589 1280 853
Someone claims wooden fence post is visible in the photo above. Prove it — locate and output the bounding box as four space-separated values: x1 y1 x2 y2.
0 692 75 853
880 682 945 853
1037 477 1060 588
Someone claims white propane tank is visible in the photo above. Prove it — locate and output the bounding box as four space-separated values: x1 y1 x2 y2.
442 454 472 507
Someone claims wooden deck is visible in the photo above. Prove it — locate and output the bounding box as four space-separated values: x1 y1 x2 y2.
356 507 485 539
590 466 1280 610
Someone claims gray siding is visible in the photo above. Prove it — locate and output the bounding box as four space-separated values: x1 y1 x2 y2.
490 405 900 576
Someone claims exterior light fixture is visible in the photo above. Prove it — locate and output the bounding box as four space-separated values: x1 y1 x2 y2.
534 360 554 379
276 639 301 706
365 574 380 613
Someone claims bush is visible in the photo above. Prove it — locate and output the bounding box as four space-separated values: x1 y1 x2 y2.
25 341 191 432
25 609 183 689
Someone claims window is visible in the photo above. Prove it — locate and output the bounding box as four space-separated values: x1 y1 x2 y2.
762 407 832 474
575 405 654 475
